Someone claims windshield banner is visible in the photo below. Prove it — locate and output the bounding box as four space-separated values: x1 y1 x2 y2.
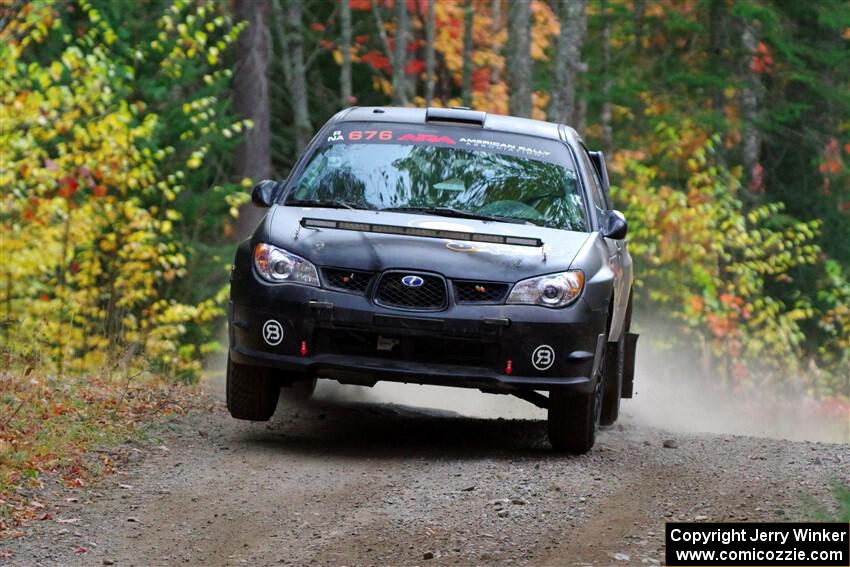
323 123 570 166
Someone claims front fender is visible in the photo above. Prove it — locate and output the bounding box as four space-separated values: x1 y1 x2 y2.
570 232 615 314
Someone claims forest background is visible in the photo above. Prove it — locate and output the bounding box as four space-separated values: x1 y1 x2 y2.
1 0 849 521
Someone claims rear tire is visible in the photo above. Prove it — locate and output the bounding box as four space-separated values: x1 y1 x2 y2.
226 356 279 421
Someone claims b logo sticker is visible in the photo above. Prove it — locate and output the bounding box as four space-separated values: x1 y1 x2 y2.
531 345 555 371
262 320 283 346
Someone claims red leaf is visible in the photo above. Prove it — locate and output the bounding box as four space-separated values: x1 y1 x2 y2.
360 50 391 72
404 59 425 75
310 22 325 32
58 177 79 199
471 68 490 92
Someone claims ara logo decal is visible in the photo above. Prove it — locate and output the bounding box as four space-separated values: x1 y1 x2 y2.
262 320 284 346
397 133 456 145
327 130 344 142
531 345 555 371
401 275 425 287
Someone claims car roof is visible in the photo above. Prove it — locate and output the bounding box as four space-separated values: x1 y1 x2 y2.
334 106 582 146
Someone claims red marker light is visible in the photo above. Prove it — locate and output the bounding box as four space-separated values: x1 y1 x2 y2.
505 359 513 375
300 341 308 357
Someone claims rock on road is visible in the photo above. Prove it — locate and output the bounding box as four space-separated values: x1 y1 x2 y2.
4 379 849 567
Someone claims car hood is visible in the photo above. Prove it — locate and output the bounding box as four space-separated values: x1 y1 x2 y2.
264 205 591 282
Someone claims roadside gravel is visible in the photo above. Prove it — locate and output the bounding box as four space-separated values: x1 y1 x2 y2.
3 386 847 566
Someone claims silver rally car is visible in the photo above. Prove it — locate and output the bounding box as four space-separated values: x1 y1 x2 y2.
228 106 637 453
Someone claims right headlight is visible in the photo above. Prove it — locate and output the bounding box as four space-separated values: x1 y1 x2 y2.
253 243 320 286
506 271 584 308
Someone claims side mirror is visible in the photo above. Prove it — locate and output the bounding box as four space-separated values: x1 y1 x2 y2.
603 210 628 240
251 180 280 208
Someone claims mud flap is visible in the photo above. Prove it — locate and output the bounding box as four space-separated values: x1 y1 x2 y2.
621 332 639 398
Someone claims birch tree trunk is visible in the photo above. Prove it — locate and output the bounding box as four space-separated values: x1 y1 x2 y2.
283 0 312 152
506 0 532 117
549 0 586 125
393 0 408 105
741 24 763 192
233 0 272 238
461 0 474 107
600 0 613 152
425 0 436 106
490 0 502 86
340 0 353 106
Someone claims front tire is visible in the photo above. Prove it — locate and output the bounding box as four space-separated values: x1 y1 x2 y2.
226 356 279 421
547 362 604 454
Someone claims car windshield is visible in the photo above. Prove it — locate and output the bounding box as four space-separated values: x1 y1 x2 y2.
285 126 588 231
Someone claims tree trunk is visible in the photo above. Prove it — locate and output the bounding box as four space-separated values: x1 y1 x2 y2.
425 0 436 106
284 0 313 151
233 0 272 238
634 0 645 56
393 0 408 105
490 0 502 86
600 0 612 152
548 0 586 125
461 0 474 107
741 24 763 194
506 0 532 117
708 0 728 165
632 0 645 129
371 0 407 105
709 0 725 115
340 0 353 106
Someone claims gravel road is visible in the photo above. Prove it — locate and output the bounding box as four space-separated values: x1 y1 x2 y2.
4 375 848 567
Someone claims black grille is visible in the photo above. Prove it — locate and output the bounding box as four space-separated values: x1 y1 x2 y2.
375 272 447 310
315 328 498 367
323 268 374 294
454 281 509 303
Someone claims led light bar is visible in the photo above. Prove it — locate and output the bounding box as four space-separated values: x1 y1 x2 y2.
300 218 543 247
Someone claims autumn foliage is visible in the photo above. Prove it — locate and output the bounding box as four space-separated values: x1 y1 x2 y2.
0 0 847 461
1 0 249 379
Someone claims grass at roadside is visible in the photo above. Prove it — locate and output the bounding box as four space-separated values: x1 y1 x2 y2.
804 482 850 522
0 367 204 536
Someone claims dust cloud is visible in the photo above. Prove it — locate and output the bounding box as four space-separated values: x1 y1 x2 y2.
209 322 848 444
624 323 849 444
312 321 848 444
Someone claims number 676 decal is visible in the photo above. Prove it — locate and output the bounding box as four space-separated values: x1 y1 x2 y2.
348 130 393 141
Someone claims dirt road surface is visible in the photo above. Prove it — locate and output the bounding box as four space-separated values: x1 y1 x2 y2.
4 375 849 566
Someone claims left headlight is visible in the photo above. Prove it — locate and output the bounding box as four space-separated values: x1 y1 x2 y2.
253 243 320 286
507 271 584 308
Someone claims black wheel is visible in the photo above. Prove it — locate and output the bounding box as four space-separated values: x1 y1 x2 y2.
281 377 317 402
226 356 279 421
547 355 604 454
600 332 624 426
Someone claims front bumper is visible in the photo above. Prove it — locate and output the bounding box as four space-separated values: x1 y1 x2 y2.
230 266 608 395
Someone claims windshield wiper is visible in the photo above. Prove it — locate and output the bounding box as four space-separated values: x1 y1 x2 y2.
286 199 368 210
381 206 533 225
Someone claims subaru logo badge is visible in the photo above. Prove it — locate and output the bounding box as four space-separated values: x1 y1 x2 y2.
401 275 425 287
